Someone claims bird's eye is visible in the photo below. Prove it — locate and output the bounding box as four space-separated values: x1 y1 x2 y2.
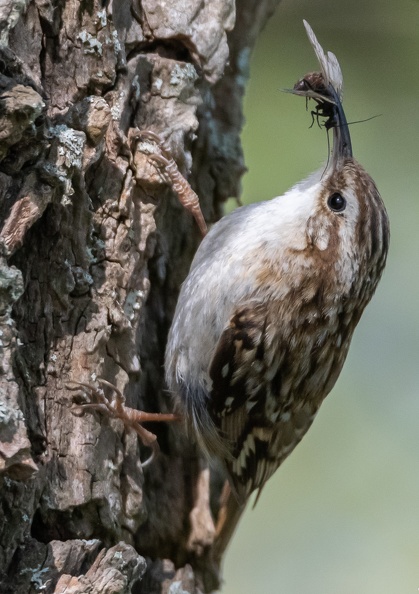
327 192 346 212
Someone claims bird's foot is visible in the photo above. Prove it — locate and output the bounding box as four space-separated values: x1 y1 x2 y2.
66 379 180 467
134 130 208 237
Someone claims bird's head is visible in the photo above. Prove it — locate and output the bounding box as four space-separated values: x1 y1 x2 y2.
284 22 389 301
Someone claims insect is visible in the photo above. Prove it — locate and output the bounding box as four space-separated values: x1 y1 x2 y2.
293 71 336 129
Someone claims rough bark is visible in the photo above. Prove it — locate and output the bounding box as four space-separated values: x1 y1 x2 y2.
0 0 281 592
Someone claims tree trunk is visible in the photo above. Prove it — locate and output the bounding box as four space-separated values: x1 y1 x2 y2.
0 1 281 592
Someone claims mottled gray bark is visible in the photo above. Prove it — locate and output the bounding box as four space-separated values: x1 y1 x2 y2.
0 1 281 592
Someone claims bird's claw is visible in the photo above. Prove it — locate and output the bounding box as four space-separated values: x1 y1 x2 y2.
135 129 208 236
66 379 180 467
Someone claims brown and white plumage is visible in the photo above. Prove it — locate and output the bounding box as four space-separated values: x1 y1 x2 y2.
165 21 389 526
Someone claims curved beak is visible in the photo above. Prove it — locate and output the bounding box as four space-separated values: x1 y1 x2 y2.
326 83 353 164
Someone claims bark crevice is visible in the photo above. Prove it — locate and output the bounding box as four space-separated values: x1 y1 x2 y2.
0 1 282 592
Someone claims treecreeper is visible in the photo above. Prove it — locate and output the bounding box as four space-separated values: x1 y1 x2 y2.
165 19 389 567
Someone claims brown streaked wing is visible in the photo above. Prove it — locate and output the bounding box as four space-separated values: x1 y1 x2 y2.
208 303 285 499
209 303 268 419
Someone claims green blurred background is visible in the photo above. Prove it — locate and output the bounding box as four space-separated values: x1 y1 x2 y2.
223 0 419 592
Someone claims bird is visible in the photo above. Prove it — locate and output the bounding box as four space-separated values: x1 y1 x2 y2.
164 20 390 550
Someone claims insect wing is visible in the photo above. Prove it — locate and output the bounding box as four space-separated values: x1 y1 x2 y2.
303 20 343 97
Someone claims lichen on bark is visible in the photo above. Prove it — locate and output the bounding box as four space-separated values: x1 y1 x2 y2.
0 1 281 592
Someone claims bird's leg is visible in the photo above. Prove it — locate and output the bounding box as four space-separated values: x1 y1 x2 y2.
67 379 181 467
135 130 208 237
